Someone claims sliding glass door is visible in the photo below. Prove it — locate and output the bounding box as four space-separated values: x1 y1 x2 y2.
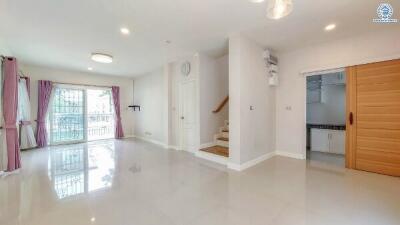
50 87 85 145
49 85 115 145
87 89 114 141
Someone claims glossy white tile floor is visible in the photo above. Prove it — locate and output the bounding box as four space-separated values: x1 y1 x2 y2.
1 138 400 225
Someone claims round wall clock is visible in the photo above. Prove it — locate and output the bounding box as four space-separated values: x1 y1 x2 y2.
181 61 191 76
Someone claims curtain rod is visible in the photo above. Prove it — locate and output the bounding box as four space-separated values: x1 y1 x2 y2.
1 55 12 60
53 81 112 89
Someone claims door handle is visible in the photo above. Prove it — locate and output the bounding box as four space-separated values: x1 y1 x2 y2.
180 116 185 120
349 112 354 125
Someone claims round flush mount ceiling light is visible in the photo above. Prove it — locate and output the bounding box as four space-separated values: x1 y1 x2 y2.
120 27 130 35
87 67 93 71
267 0 293 20
91 53 113 63
249 0 265 3
325 23 336 31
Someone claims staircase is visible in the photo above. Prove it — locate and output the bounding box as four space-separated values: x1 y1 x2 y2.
199 120 229 158
198 96 229 158
215 120 229 148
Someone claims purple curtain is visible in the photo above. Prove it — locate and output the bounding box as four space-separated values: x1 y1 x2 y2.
36 80 53 147
111 86 124 139
2 57 21 171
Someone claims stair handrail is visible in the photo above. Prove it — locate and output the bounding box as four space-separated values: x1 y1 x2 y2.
212 96 229 113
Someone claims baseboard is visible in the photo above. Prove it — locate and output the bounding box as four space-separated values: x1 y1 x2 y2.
199 142 215 149
167 145 180 150
195 151 228 165
132 135 182 150
227 151 276 171
123 135 135 139
132 135 168 148
275 150 306 160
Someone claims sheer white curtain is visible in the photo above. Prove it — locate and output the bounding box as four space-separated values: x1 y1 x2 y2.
18 79 37 149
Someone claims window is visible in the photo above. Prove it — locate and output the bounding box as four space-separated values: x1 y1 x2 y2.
49 85 115 144
50 87 85 144
87 89 115 141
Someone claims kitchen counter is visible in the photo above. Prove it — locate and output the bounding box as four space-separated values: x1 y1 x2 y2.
307 124 346 131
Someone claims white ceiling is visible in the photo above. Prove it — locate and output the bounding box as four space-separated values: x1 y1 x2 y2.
0 0 399 76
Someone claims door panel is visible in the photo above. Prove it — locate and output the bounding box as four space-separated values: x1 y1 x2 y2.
347 59 400 176
180 80 197 152
50 87 85 144
87 89 115 141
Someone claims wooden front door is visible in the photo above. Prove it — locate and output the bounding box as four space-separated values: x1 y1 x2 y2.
346 59 400 176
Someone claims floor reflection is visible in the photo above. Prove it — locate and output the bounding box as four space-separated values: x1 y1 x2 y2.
48 142 115 199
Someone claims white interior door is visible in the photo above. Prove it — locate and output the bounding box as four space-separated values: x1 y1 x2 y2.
179 79 197 152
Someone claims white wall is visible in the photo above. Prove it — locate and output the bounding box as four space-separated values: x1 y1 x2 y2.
0 39 12 56
216 55 229 122
307 83 346 125
199 54 229 145
276 28 400 158
133 54 200 149
20 64 135 137
229 35 276 165
133 67 167 143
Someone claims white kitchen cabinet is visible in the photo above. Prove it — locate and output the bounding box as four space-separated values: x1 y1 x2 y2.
311 128 345 155
311 129 330 152
329 130 345 154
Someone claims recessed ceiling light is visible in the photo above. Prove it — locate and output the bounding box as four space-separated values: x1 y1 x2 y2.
88 67 93 71
120 27 130 35
90 217 96 222
91 53 113 63
325 24 336 31
249 0 265 3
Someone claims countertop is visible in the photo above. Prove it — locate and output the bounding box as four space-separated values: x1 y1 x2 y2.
307 124 346 130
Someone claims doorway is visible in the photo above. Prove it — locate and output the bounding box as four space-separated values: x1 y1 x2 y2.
304 59 400 176
306 70 346 167
49 85 115 145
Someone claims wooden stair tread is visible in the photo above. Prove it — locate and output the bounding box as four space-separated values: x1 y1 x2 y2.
200 146 229 157
217 137 229 141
